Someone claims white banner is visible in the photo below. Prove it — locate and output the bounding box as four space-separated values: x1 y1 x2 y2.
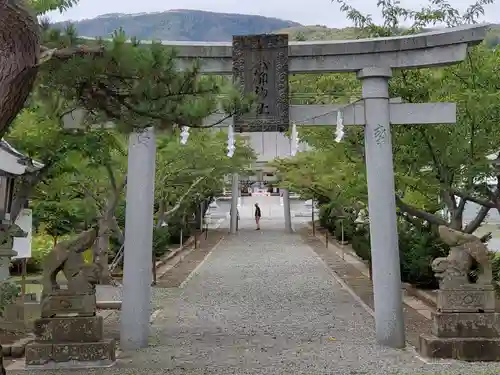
13 208 33 259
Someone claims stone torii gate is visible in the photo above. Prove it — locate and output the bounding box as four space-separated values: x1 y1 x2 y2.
72 25 488 351
156 24 488 349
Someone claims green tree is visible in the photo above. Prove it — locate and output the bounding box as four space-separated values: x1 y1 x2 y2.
155 129 255 225
300 0 499 234
276 0 499 241
6 101 128 280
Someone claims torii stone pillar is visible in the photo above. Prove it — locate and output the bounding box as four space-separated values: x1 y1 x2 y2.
282 188 292 232
230 172 239 234
120 127 156 350
357 67 404 347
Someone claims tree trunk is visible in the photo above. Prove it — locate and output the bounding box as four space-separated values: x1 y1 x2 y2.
0 0 40 138
464 205 490 234
93 178 126 284
94 217 111 284
195 202 202 230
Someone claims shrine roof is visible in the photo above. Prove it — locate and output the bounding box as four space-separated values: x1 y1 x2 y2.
0 140 44 176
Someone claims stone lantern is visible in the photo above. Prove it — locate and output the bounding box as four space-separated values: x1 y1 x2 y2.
0 140 43 281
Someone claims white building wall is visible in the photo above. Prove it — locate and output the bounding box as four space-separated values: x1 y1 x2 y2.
242 132 310 162
212 128 310 163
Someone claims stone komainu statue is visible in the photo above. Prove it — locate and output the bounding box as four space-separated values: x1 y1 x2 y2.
40 227 102 317
432 225 492 288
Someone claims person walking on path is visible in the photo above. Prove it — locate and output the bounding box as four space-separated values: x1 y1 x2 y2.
254 202 261 230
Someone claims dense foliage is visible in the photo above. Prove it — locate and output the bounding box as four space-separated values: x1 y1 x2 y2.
7 111 254 273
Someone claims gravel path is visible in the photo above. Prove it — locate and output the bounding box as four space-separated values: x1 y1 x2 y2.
94 219 413 373
138 222 423 373
9 203 500 374
113 220 500 374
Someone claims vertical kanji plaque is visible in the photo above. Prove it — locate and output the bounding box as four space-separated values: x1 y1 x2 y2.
232 34 289 132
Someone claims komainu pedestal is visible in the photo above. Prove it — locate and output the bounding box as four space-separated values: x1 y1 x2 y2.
419 226 500 361
25 228 116 368
26 315 115 367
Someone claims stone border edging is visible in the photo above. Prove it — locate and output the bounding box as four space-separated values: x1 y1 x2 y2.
308 223 435 320
309 224 371 276
404 283 437 309
154 218 226 280
154 240 197 281
155 235 196 270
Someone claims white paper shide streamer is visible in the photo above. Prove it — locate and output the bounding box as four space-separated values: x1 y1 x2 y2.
180 126 190 145
227 123 236 158
335 110 344 142
290 122 300 156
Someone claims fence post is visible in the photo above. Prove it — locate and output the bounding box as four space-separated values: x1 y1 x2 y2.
151 257 157 286
341 219 345 260
311 198 316 236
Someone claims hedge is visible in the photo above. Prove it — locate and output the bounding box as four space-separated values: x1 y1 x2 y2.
319 208 449 289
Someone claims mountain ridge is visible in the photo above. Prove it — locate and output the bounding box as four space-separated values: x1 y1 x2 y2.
51 9 302 42
51 9 500 46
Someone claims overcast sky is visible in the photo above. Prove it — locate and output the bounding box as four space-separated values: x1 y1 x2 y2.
47 0 497 27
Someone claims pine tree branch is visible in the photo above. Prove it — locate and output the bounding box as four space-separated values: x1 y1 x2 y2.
187 112 235 129
396 211 426 230
115 96 239 129
72 185 103 209
104 163 117 192
39 45 105 64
